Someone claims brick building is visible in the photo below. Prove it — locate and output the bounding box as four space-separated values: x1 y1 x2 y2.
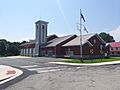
20 20 109 59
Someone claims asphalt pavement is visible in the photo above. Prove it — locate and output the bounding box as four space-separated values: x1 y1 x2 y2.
0 56 120 90
0 56 73 89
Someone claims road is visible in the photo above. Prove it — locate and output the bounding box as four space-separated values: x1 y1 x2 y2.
0 57 120 90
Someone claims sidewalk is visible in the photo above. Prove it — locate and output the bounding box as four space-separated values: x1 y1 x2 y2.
0 65 23 85
49 60 120 66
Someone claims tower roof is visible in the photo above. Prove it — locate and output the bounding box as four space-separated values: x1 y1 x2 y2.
35 20 49 24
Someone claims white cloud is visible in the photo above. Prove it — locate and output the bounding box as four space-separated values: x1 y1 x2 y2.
110 25 120 42
55 0 69 27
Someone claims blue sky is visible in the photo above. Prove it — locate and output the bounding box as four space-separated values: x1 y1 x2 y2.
0 0 120 42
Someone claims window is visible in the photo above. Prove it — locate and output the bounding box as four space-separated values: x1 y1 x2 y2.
36 24 38 30
100 45 103 49
111 48 113 50
119 48 120 50
68 51 74 56
48 50 53 56
67 48 74 56
42 25 45 30
112 48 116 50
94 39 96 44
42 28 45 42
41 24 46 43
116 47 118 50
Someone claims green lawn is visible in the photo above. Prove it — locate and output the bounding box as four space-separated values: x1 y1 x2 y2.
62 57 120 64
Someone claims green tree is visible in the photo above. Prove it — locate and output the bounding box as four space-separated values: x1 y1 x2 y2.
0 39 7 56
99 32 115 43
0 39 26 56
6 42 20 56
21 41 27 44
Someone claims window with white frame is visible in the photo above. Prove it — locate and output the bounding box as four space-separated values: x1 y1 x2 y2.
67 48 74 56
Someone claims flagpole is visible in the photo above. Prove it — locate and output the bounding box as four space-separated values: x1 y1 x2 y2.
80 9 83 63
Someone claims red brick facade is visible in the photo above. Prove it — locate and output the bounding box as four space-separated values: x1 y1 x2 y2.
62 35 108 59
20 34 109 59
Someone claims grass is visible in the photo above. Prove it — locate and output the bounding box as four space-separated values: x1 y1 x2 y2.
62 57 120 64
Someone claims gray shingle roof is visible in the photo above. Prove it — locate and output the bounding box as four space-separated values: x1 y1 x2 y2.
20 35 58 46
20 40 35 46
47 34 57 38
35 20 49 24
62 33 96 47
46 35 76 47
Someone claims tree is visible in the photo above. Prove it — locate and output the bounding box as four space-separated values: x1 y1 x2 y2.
0 39 27 56
21 41 27 44
0 39 7 56
99 32 115 43
6 42 20 56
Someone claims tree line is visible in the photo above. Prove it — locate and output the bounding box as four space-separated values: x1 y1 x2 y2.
0 39 26 57
99 32 115 43
0 32 115 57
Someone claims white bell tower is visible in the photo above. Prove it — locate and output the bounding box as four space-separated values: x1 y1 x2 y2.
35 20 49 56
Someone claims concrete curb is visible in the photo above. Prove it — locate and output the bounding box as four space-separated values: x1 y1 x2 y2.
0 65 23 85
5 56 32 59
49 60 120 66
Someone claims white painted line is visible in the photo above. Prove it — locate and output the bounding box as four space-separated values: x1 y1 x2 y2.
76 67 81 69
49 61 120 66
27 66 67 71
20 65 38 68
37 69 62 73
0 68 23 85
28 67 55 71
5 56 32 58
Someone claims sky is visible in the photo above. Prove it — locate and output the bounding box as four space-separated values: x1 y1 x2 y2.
0 0 120 42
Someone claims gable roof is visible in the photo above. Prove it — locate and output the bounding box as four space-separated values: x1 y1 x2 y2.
47 34 58 41
20 35 58 47
47 34 58 38
46 35 76 47
110 42 120 48
62 33 96 47
20 40 35 46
